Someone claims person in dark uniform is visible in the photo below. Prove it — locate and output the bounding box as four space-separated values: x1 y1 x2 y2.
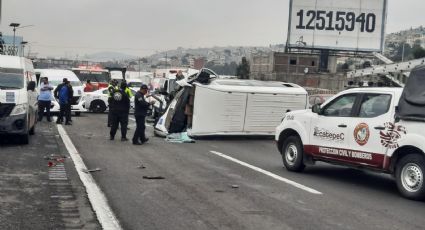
109 82 130 141
132 84 155 145
54 78 73 125
107 79 119 127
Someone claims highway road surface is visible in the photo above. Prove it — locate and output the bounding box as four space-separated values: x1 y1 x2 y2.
56 113 425 230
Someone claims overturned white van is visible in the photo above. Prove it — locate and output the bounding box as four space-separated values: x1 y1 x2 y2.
155 69 308 137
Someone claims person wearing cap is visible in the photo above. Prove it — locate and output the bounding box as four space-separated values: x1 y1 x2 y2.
54 78 74 125
109 81 131 141
132 84 155 145
107 79 119 127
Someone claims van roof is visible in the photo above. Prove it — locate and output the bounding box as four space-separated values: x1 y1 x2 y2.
0 55 26 69
197 79 307 94
36 69 79 81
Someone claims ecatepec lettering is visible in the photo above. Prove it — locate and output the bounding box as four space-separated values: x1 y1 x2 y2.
314 127 345 141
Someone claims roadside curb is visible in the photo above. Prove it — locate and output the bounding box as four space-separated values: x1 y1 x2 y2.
57 125 122 230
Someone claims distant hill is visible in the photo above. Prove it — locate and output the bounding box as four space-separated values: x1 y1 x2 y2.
84 52 137 62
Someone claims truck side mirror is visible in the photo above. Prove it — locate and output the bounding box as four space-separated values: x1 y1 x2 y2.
312 104 321 114
27 81 36 92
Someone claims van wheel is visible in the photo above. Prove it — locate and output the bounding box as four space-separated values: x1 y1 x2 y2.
281 136 305 172
75 112 81 116
396 154 425 200
21 133 30 144
29 125 35 135
90 101 106 113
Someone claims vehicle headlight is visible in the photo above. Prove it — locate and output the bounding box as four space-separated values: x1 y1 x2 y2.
10 104 28 116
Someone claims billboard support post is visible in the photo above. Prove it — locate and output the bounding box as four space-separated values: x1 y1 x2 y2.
319 50 330 72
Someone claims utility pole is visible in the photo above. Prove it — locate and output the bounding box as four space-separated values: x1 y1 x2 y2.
138 58 141 77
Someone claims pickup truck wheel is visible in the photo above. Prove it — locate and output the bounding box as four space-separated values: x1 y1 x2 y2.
396 154 425 200
91 100 106 113
281 136 305 172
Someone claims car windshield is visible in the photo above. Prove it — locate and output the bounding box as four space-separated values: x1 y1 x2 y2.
73 70 110 83
49 80 82 87
128 82 143 88
0 68 24 89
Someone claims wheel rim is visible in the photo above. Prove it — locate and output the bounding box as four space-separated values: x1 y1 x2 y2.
285 143 298 166
401 163 423 193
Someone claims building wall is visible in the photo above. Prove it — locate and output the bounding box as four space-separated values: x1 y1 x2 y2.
250 52 345 90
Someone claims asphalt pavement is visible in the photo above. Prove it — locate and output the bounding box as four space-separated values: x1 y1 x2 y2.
0 121 100 230
60 113 425 230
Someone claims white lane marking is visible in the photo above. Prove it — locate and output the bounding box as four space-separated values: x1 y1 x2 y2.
209 151 322 195
129 117 152 127
57 125 123 230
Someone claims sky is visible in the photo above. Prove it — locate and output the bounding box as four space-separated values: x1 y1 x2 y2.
0 0 424 58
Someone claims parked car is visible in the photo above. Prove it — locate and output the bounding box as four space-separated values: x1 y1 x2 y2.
85 88 136 113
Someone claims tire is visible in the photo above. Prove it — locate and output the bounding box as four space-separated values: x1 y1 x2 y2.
395 154 425 200
90 100 107 113
281 136 305 172
21 133 29 144
29 125 35 135
75 112 81 116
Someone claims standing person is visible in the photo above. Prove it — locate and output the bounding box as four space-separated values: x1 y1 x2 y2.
107 79 119 127
84 79 95 92
109 82 130 141
54 78 74 125
132 85 155 145
176 70 185 81
38 77 54 122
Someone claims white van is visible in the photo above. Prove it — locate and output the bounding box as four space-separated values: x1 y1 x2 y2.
155 69 308 136
36 69 86 115
0 55 38 144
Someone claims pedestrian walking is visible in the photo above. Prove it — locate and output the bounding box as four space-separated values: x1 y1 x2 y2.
54 78 73 125
109 81 130 141
38 77 54 122
132 84 155 145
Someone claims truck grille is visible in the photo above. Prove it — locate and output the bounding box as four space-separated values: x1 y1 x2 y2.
0 104 15 118
70 96 80 105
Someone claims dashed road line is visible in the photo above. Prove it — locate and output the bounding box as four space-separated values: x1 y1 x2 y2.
209 150 322 195
57 125 123 230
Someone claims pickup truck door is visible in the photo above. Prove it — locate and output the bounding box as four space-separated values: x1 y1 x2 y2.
348 93 394 168
308 93 359 161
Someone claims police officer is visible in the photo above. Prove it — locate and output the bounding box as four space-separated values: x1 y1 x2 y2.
109 82 130 141
132 84 155 145
107 79 119 127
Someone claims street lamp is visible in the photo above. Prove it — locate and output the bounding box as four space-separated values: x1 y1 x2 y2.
9 23 20 55
20 41 28 57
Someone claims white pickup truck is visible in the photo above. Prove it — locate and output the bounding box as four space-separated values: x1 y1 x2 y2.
276 86 425 200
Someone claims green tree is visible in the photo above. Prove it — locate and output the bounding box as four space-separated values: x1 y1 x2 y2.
412 46 425 59
236 57 250 79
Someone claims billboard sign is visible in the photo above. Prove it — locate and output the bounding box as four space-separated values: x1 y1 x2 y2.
287 0 387 52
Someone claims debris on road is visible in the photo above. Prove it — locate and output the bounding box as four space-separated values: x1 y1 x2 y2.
142 176 165 180
82 168 102 173
230 184 239 189
214 189 225 193
165 132 195 143
137 164 146 169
